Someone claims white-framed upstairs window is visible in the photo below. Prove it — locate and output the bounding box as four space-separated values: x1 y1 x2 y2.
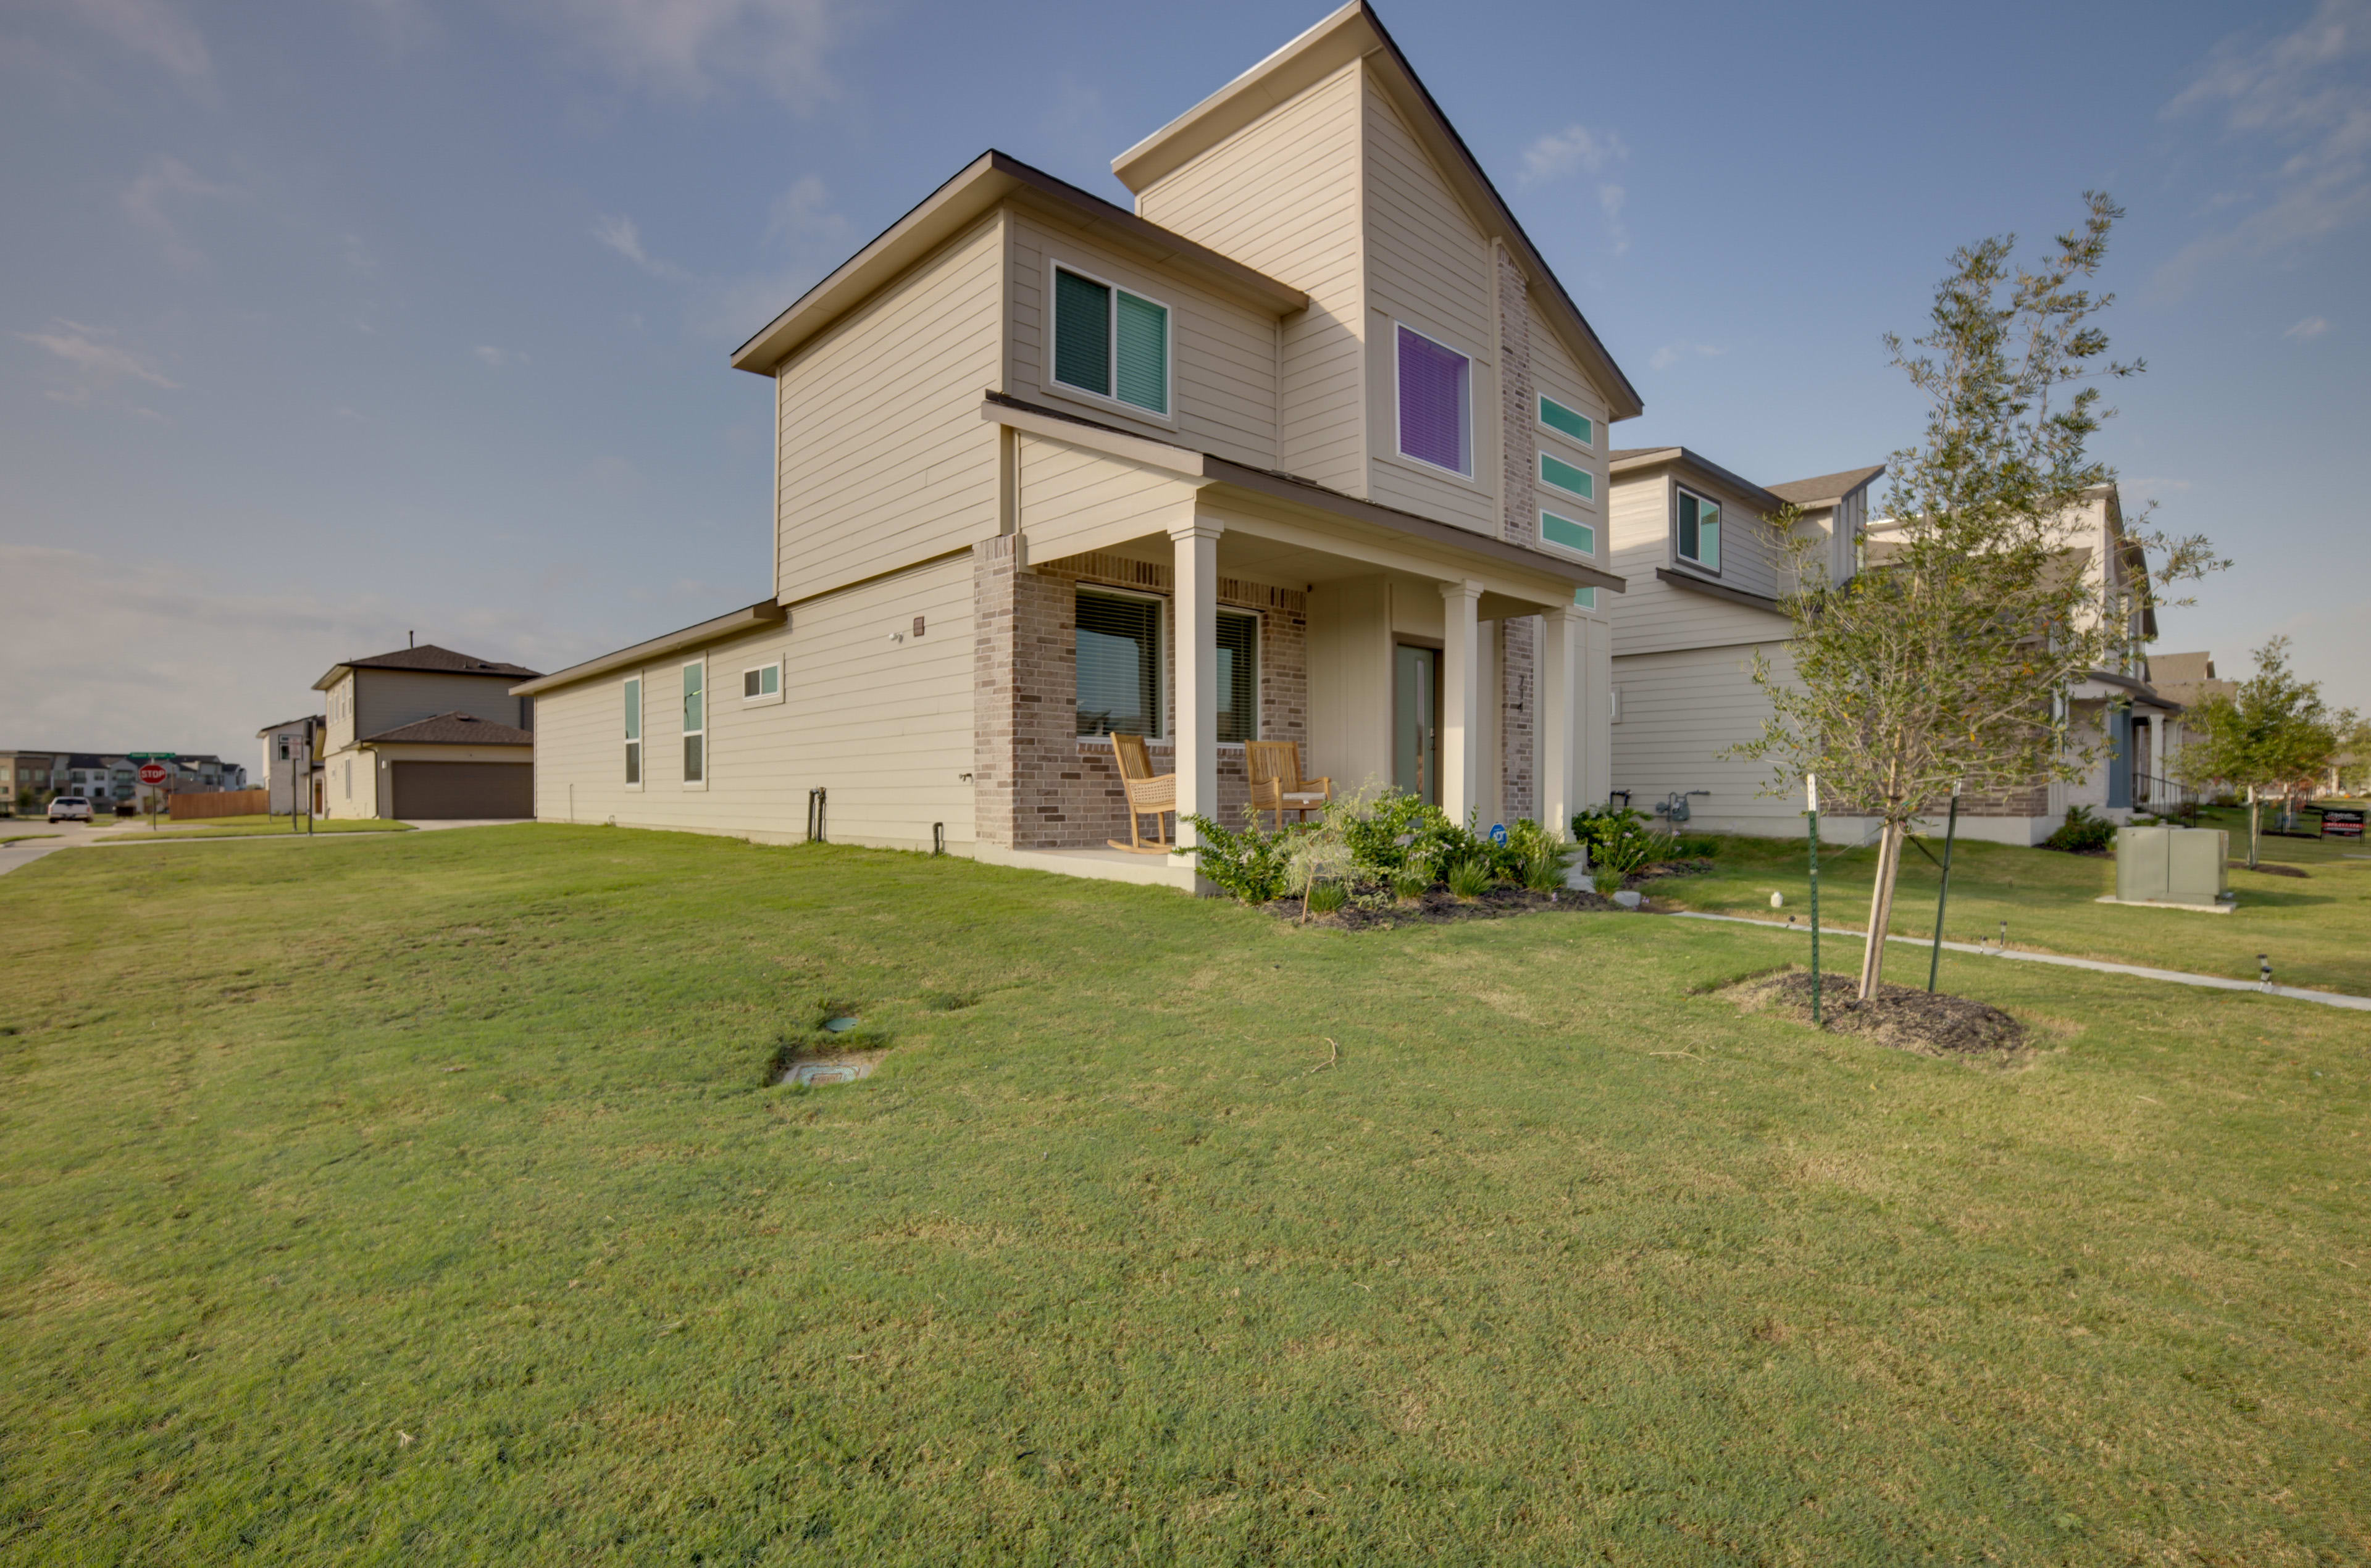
742 659 783 706
1540 452 1595 504
1050 264 1171 419
1676 486 1722 573
680 658 706 788
1538 394 1595 448
1076 588 1163 738
1394 322 1472 478
622 674 642 789
1540 509 1596 561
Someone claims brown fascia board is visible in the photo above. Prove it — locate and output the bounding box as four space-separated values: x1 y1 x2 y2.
729 152 1305 375
1610 447 1786 514
1655 567 1783 617
511 601 788 697
1110 1 1644 422
982 391 1624 593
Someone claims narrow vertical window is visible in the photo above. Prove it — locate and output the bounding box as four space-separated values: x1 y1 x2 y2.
1075 591 1161 737
1678 488 1721 572
1216 610 1258 743
1395 324 1471 477
623 675 642 786
681 661 705 785
1114 291 1168 415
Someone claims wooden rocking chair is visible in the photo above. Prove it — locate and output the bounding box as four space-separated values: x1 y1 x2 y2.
1247 740 1332 829
1106 733 1177 853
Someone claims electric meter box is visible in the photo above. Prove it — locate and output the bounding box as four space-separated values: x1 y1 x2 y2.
2115 826 2230 907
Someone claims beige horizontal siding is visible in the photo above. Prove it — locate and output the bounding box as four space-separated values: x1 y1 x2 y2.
1138 62 1366 496
776 215 1004 602
1612 643 1799 825
1013 436 1202 561
1006 212 1278 470
532 558 977 850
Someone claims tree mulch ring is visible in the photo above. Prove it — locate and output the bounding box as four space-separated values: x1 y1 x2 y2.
1268 883 1616 930
2233 861 2309 878
1733 969 2026 1057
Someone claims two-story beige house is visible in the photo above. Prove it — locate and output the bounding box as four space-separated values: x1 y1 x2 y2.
518 1 1640 888
311 643 541 820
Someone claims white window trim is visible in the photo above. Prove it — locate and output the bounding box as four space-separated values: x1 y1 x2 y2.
622 673 643 793
1538 508 1598 564
680 657 708 791
1389 319 1479 483
1536 393 1598 451
1674 483 1723 577
1075 584 1167 741
1538 451 1599 508
1043 260 1177 428
742 657 784 706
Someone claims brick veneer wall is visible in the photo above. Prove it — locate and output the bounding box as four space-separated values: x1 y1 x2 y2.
975 543 1311 850
1495 244 1539 824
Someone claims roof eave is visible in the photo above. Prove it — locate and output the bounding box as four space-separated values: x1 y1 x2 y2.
1608 447 1786 513
512 601 790 696
729 152 1305 377
1110 1 1643 421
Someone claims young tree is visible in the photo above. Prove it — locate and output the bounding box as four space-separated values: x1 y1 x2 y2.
1734 193 2222 999
2173 637 2357 867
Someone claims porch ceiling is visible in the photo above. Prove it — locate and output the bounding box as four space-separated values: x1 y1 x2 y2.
1053 527 1573 619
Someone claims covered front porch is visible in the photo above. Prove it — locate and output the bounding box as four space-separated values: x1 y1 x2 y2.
970 415 1618 889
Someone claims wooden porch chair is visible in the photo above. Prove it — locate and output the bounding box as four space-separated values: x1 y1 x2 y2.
1247 740 1332 829
1107 734 1177 853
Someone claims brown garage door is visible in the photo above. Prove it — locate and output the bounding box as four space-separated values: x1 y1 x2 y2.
389 762 533 820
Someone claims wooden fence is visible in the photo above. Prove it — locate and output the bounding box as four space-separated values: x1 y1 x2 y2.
169 789 270 820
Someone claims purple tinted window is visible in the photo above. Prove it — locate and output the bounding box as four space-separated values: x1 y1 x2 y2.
1396 324 1470 475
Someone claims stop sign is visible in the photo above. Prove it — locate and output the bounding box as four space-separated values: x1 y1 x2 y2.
136 762 168 786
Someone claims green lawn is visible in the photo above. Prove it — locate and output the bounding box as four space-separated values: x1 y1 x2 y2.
95 814 415 841
1653 818 2371 996
1 827 2364 1563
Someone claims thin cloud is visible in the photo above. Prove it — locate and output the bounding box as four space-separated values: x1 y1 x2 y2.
1516 123 1631 254
473 344 527 369
21 320 177 416
2284 314 2332 340
1649 341 1724 372
72 0 212 86
594 212 691 280
121 156 237 268
2156 0 2371 297
525 0 843 109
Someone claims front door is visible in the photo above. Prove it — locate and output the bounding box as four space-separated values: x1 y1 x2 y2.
1394 644 1439 804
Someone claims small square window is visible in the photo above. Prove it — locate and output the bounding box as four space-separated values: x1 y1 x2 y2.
743 662 780 700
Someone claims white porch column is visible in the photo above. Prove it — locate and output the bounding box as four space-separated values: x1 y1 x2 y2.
1169 516 1224 849
1439 578 1482 825
1538 603 1581 833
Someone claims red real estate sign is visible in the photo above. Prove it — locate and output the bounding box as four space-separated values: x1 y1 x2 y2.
136 762 168 786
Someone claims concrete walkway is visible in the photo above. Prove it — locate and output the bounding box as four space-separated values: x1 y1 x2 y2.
1667 909 2371 1012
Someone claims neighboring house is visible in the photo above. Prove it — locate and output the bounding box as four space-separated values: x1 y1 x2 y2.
256 716 327 815
311 644 541 820
2141 650 2232 804
1845 481 2175 842
0 751 64 810
518 1 1637 886
1604 449 1886 837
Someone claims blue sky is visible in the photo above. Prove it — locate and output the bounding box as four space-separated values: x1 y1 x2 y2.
3 0 2364 764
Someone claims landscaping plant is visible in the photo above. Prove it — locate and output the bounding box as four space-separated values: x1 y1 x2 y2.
2041 803 2115 854
1731 191 2223 1000
1174 810 1301 904
2173 636 2359 869
1444 856 1495 901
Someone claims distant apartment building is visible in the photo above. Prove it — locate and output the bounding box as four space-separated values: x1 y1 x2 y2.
1 750 246 811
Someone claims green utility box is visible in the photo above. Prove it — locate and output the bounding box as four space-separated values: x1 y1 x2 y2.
2115 825 2230 907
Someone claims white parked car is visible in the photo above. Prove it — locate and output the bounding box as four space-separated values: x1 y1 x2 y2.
47 796 93 822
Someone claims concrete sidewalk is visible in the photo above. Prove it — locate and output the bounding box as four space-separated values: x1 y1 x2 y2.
0 818 532 875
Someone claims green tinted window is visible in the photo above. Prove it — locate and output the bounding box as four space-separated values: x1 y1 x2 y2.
1541 511 1595 556
1053 269 1110 397
1115 291 1168 415
1678 490 1721 570
1539 396 1592 446
1574 586 1597 611
1541 452 1594 500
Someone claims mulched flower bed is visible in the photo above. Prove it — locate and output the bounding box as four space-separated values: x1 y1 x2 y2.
1732 969 2026 1057
1267 883 1624 930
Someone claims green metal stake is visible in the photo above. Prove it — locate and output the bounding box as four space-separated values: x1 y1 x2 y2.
1807 774 1821 1027
1928 782 1961 993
